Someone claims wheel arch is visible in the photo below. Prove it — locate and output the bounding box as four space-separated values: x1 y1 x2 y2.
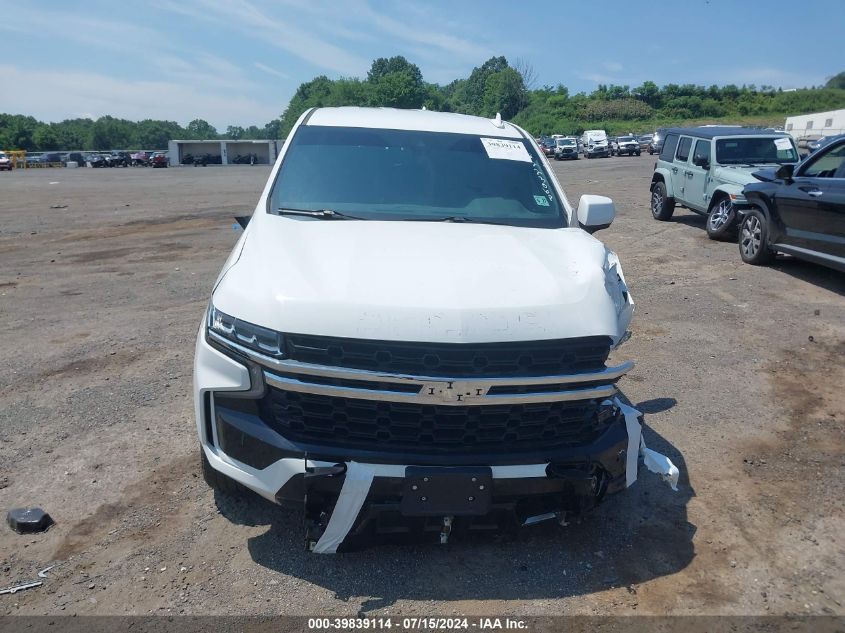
650 169 675 197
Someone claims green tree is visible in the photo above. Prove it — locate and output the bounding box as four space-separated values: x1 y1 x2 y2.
453 56 510 115
263 118 282 139
481 67 527 119
91 116 133 150
134 119 182 149
633 81 660 107
225 125 245 140
33 125 61 150
367 56 422 85
825 71 845 90
186 119 218 140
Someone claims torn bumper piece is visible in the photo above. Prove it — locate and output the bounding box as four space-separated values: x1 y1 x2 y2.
302 460 614 553
616 397 680 491
202 395 679 553
302 400 679 553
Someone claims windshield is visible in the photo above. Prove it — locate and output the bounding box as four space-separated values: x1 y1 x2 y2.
270 126 566 228
715 137 798 165
618 136 634 142
556 139 575 146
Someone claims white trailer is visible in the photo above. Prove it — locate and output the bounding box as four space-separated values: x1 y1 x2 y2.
784 108 845 140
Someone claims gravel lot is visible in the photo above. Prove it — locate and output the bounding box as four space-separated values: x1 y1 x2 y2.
0 158 843 617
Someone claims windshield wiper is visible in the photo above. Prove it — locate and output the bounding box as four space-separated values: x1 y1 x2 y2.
406 216 479 223
276 207 367 220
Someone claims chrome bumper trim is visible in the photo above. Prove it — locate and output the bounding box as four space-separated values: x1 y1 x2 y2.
209 330 632 405
264 371 618 406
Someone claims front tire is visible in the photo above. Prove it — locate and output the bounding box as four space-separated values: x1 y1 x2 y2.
650 181 675 220
739 208 774 265
706 196 738 241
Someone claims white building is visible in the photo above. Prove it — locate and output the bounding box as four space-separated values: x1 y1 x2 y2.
167 139 283 165
784 108 845 139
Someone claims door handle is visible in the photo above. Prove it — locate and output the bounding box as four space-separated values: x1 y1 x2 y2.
684 170 693 177
800 187 823 197
671 167 678 174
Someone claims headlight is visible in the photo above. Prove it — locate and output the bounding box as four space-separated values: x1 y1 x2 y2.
207 305 285 358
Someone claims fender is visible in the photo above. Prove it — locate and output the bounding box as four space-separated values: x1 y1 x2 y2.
708 183 750 214
651 168 676 198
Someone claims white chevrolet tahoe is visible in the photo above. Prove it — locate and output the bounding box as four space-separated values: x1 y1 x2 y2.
195 107 677 552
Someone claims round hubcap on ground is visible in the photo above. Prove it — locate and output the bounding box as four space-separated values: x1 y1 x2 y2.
740 216 762 256
651 190 662 215
709 199 732 230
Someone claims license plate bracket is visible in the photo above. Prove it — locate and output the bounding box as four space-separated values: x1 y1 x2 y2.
400 467 492 516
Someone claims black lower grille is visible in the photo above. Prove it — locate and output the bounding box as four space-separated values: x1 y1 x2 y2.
284 334 612 377
254 387 614 453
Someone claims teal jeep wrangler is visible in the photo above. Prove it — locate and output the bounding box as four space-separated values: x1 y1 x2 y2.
648 127 799 239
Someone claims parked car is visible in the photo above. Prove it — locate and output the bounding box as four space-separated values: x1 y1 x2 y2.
553 137 579 160
0 151 12 171
42 152 63 164
738 136 845 272
805 134 845 156
151 152 169 168
107 151 131 167
648 128 668 155
540 138 556 157
581 129 610 158
86 153 108 168
615 135 641 156
65 152 86 166
195 106 676 551
648 127 800 240
638 135 652 151
130 151 150 166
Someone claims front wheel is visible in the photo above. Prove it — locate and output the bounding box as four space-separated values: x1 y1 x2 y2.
706 197 738 241
650 181 675 220
738 208 774 265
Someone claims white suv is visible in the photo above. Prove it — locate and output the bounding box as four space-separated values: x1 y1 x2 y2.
195 107 677 552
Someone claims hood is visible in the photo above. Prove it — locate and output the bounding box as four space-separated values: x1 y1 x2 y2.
713 165 760 186
214 216 631 344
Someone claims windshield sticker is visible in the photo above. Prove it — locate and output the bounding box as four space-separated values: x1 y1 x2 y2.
534 195 550 207
774 137 792 151
531 161 554 203
480 137 532 162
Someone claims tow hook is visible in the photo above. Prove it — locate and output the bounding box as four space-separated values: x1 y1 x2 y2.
440 516 453 544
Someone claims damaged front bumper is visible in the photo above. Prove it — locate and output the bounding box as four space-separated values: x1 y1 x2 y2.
194 327 678 553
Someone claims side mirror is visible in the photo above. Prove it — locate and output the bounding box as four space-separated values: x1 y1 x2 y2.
775 163 794 180
577 194 616 233
693 155 710 169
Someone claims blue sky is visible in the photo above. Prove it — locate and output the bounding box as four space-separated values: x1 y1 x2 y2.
3 0 843 129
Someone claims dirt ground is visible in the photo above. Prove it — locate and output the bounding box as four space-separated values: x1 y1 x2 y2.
0 158 843 617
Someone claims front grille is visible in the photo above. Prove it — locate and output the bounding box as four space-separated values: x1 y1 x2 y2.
284 334 612 378
255 387 613 454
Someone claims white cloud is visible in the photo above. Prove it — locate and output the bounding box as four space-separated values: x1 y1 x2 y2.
602 61 624 72
0 64 282 128
154 0 370 76
255 62 290 79
579 72 614 84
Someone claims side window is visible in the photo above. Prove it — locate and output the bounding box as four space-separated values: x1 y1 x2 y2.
659 134 679 163
692 139 710 165
675 137 692 162
801 144 845 179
